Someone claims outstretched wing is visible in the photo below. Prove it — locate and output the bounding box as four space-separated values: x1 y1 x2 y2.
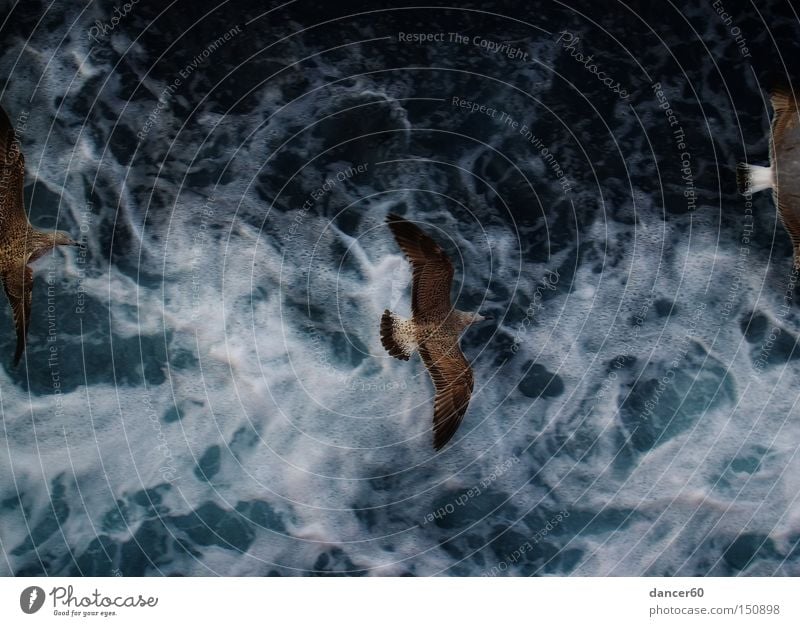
0 104 27 230
387 214 454 319
2 265 33 366
419 337 474 450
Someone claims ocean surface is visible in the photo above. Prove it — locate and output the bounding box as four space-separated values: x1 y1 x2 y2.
1 0 800 576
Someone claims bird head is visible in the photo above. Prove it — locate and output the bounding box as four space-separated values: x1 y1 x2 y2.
28 230 80 264
52 230 79 247
469 312 493 324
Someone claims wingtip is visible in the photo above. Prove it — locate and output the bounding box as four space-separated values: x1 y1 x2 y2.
13 337 25 366
0 102 12 130
432 432 452 451
432 418 461 450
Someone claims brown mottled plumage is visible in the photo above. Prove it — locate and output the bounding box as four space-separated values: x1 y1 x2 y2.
738 89 800 269
380 213 489 450
0 104 76 365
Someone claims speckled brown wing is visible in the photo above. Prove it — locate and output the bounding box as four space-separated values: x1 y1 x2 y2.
386 214 454 320
418 337 474 450
0 104 28 237
2 264 32 365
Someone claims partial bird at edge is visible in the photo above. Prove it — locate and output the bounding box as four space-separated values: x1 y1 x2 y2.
0 104 77 366
737 88 800 270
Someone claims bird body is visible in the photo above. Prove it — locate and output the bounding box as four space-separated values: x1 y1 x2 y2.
738 89 800 269
0 104 76 365
380 213 488 450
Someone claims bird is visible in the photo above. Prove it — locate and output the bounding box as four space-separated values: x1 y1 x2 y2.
0 104 76 366
737 88 800 269
380 213 490 450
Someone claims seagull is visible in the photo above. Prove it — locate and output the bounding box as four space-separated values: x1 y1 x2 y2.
0 104 76 365
380 213 490 450
737 88 800 269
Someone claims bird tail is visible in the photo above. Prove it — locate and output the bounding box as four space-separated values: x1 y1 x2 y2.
736 163 773 195
380 310 415 360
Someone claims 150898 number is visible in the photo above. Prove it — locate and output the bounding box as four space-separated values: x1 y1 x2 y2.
744 605 780 615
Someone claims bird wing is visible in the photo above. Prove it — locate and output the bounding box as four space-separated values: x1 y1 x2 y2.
387 214 454 319
771 88 799 143
2 264 33 366
0 105 27 229
418 337 474 450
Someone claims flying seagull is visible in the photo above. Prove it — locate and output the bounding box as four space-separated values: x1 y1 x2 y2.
380 213 490 450
0 104 76 365
737 88 800 269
